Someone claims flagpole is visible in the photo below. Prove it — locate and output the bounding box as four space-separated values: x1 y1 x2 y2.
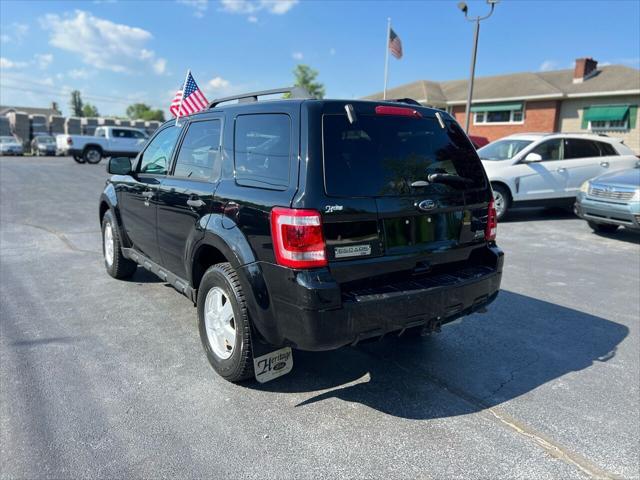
383 17 391 100
175 69 190 126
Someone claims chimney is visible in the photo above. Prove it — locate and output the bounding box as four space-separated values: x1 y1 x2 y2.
573 58 598 84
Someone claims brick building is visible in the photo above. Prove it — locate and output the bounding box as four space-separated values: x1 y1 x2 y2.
365 58 640 152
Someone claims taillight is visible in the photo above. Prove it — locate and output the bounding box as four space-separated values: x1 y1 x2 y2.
375 105 422 118
485 198 497 242
66 137 73 145
270 207 327 269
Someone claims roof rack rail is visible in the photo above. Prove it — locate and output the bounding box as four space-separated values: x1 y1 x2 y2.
389 98 422 106
208 86 311 108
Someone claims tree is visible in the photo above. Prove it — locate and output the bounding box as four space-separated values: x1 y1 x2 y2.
290 64 325 99
69 90 83 117
126 103 165 122
82 103 99 117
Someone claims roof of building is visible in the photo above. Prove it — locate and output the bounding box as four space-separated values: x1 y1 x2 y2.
364 65 640 105
0 105 62 117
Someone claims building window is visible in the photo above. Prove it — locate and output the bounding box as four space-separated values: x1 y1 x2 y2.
589 119 628 131
473 104 525 125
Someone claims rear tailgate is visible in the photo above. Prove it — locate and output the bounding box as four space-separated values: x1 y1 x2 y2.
319 101 492 284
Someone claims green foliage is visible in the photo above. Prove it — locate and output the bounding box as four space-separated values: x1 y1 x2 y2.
126 103 165 122
287 64 325 99
82 103 99 117
69 90 83 117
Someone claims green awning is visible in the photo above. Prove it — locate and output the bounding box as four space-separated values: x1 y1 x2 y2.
470 102 523 113
583 105 629 122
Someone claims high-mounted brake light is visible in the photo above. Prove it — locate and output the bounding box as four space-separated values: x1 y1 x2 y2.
375 105 422 118
270 207 327 269
485 198 498 242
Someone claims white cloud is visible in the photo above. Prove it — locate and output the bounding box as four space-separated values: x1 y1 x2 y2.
35 53 54 69
68 68 91 79
0 57 28 69
0 23 29 44
220 0 298 16
292 51 303 61
177 0 209 18
539 60 559 72
153 58 167 74
39 10 166 75
247 15 258 23
208 76 231 89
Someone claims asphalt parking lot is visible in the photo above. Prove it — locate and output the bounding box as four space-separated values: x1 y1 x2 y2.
1 156 639 479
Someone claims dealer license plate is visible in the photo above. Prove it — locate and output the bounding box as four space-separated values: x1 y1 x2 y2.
253 347 293 383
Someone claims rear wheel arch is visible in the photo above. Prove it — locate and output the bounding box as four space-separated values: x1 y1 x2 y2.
192 243 229 291
490 181 513 200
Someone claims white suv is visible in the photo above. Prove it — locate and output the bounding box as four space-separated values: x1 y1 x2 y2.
477 133 639 219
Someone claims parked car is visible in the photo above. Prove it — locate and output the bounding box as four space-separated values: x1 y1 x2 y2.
57 126 148 164
0 136 23 156
469 134 490 149
477 133 639 219
31 135 57 156
575 166 640 233
99 88 504 383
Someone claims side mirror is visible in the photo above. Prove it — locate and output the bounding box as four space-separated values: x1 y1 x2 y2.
524 152 543 162
107 157 133 175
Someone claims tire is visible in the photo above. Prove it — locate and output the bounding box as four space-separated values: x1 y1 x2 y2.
73 155 86 164
83 146 102 164
101 210 137 279
588 221 618 234
491 184 511 221
197 262 254 382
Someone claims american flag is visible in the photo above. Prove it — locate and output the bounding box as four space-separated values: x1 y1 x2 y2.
388 28 403 59
169 71 209 118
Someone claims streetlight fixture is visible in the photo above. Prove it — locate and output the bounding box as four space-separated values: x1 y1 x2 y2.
459 0 498 133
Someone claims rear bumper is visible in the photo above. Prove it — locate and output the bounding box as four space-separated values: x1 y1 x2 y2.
241 245 504 351
575 195 640 230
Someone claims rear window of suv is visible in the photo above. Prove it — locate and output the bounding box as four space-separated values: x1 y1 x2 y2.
323 114 486 196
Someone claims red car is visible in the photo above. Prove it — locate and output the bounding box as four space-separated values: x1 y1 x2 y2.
469 135 490 149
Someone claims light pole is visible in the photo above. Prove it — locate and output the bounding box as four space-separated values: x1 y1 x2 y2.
458 0 498 134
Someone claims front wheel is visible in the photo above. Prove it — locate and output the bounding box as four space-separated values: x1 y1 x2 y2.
491 184 511 221
101 210 137 279
197 263 254 382
588 221 618 234
84 147 102 164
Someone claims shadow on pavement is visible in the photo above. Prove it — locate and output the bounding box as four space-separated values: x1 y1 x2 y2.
592 228 640 245
254 290 628 419
501 207 576 223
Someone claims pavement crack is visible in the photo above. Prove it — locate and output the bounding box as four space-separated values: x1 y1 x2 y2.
482 351 541 401
5 221 99 255
363 350 619 480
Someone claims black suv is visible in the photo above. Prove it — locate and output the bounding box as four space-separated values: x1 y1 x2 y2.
99 88 503 382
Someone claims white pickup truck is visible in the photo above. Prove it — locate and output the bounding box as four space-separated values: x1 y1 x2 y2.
56 126 149 164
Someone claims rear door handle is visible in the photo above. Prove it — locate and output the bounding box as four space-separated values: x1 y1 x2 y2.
556 167 567 173
600 161 610 168
187 198 206 208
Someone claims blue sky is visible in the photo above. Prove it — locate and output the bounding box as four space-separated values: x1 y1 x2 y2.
1 0 639 117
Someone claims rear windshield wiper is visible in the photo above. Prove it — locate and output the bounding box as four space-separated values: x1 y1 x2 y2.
427 173 475 187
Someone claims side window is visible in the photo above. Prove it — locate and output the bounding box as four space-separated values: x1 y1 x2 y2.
95 128 105 138
173 120 222 181
113 129 129 138
138 126 180 175
234 114 291 189
564 139 601 159
131 130 147 139
530 139 563 161
597 141 618 156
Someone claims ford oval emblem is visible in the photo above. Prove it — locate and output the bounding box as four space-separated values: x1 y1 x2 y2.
417 199 436 211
